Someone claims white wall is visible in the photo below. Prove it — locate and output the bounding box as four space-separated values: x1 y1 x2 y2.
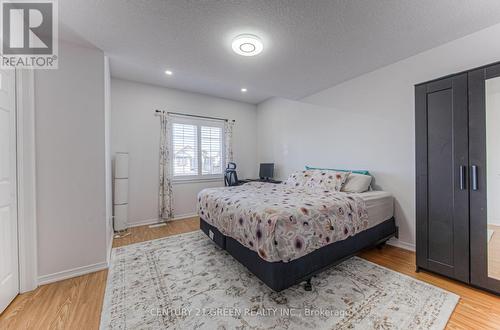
257 23 500 250
35 41 108 281
111 79 257 225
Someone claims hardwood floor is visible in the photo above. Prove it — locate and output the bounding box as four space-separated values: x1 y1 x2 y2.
112 217 199 248
359 247 500 329
0 218 199 330
1 217 499 329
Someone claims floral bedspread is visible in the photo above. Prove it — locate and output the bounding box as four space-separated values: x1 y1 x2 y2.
197 182 369 263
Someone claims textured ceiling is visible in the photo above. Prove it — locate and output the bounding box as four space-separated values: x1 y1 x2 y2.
60 0 500 104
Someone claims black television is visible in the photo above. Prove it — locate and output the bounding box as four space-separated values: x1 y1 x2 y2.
259 163 274 180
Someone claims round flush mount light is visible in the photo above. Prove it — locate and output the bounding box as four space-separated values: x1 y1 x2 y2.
232 34 263 57
165 70 173 75
241 88 247 92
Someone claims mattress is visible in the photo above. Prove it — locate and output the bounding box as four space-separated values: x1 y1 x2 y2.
198 182 388 263
359 191 394 229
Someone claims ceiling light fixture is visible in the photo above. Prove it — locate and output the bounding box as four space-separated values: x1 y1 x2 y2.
232 34 263 57
241 88 247 92
165 70 173 75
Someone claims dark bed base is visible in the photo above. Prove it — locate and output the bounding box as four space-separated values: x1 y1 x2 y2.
200 217 397 292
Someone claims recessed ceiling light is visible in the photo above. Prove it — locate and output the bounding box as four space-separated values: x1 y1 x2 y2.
232 34 263 57
241 88 247 92
165 70 173 75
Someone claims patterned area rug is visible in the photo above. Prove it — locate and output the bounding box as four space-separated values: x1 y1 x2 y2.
100 231 458 330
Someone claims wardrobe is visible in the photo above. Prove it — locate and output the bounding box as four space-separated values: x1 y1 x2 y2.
415 61 500 294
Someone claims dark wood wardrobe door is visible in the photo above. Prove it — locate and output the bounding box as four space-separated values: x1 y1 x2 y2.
415 73 469 283
469 63 500 293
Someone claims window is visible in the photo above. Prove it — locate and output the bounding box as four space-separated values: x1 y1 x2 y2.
172 123 198 176
171 116 224 180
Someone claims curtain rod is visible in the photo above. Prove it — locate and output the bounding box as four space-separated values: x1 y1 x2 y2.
155 110 235 122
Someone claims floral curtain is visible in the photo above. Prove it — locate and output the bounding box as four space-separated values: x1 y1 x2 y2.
224 120 235 166
159 112 174 221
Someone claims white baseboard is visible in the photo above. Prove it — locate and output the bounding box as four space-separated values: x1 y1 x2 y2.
37 261 108 286
488 218 500 226
126 217 159 228
387 238 415 251
127 213 198 228
172 213 198 221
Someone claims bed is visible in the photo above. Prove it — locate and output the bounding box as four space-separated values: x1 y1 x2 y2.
197 172 397 292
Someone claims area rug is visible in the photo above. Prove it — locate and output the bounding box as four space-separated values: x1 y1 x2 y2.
100 231 459 330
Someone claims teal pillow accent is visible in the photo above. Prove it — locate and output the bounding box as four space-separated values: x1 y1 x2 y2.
305 165 370 176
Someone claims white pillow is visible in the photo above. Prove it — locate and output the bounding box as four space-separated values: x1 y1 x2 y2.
342 173 372 193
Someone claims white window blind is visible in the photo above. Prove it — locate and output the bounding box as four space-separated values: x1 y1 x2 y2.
172 123 198 176
201 126 223 175
171 116 224 179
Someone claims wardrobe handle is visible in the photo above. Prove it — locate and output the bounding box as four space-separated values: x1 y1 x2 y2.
460 165 466 190
471 165 478 191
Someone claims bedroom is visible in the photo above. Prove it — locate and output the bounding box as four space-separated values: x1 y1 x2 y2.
1 0 500 329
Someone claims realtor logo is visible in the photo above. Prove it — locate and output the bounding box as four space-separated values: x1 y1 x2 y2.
1 0 58 68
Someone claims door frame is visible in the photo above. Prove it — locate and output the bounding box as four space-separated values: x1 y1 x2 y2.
15 69 38 293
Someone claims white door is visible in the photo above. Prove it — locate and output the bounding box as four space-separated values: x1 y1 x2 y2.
0 69 18 313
